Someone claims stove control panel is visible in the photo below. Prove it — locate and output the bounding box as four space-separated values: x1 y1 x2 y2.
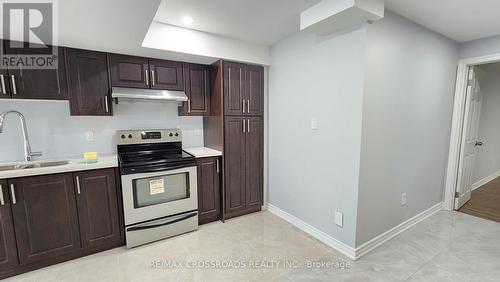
116 129 182 145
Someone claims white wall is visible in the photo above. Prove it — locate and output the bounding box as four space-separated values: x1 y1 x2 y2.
355 12 459 246
268 27 367 247
0 100 203 162
460 34 500 59
473 64 500 184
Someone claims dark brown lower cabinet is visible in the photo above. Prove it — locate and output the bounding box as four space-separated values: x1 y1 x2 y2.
224 116 263 219
74 169 121 249
0 169 124 279
0 180 18 272
9 173 81 264
196 157 221 224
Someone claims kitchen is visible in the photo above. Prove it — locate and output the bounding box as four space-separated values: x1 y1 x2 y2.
0 30 263 278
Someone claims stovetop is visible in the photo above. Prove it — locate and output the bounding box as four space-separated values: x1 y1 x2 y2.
116 129 195 175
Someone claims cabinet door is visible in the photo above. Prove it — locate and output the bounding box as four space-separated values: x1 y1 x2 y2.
223 62 246 116
0 40 11 99
66 49 111 116
5 44 68 100
0 180 18 272
245 65 264 116
224 117 247 216
197 157 221 224
109 54 150 88
149 59 183 90
180 63 210 116
9 174 81 264
74 169 121 249
245 117 264 210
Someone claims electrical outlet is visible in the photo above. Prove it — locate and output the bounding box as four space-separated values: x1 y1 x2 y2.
85 131 94 141
335 211 343 227
311 117 318 130
401 193 407 206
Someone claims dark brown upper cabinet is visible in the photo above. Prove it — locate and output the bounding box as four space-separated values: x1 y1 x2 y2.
245 65 264 116
223 61 263 116
0 40 12 99
0 180 18 272
109 54 183 91
74 169 121 249
66 49 111 116
196 157 221 224
223 62 246 116
179 63 210 116
9 174 81 265
149 59 183 90
1 40 68 100
109 54 149 88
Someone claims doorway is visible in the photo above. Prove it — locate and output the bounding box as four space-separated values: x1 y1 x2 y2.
445 58 500 222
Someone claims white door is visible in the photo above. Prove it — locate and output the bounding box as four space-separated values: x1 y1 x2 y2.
455 67 483 210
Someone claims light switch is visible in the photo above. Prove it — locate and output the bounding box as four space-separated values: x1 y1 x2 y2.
85 131 94 141
401 193 407 206
335 211 343 227
311 117 318 130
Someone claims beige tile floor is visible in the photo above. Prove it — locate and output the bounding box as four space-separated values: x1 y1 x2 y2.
5 210 500 282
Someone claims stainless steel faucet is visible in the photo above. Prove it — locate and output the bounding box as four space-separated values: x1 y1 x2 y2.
0 111 42 162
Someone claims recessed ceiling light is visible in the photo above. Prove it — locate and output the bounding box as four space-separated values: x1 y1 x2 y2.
181 16 194 25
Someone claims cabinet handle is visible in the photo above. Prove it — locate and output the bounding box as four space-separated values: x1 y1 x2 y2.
10 184 16 205
151 70 155 87
247 119 250 133
0 74 6 95
187 99 191 113
216 159 220 174
145 69 149 86
76 176 81 194
11 75 17 95
242 100 246 114
0 184 4 206
104 96 109 113
247 99 250 113
242 119 246 133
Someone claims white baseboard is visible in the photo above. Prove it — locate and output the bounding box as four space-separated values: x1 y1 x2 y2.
472 170 500 191
354 202 443 259
267 202 443 261
267 204 357 260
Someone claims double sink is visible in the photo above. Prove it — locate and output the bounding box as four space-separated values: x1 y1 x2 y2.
0 160 70 172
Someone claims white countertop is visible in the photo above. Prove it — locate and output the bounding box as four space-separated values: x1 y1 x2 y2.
184 147 223 158
0 155 118 180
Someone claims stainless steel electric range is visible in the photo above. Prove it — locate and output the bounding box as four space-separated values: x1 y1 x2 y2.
117 129 198 248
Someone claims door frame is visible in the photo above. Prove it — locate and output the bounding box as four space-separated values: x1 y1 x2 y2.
444 53 500 210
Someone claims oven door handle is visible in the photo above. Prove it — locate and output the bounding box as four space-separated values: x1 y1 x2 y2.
126 212 197 232
122 163 195 175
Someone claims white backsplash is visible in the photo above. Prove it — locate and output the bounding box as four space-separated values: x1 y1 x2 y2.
0 100 204 162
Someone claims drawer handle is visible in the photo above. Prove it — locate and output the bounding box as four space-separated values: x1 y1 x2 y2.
247 99 250 113
127 212 197 232
0 184 4 206
145 69 149 86
151 70 155 87
10 184 16 205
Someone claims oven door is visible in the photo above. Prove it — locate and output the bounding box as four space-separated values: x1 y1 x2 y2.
121 166 197 226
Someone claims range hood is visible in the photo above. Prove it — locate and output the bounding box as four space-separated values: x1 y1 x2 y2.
111 87 188 103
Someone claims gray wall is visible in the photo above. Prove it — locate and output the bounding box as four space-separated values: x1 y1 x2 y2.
268 27 367 247
473 64 500 183
356 12 459 246
0 100 203 162
460 34 500 59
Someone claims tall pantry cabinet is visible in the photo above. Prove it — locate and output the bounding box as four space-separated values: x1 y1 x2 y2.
204 60 264 220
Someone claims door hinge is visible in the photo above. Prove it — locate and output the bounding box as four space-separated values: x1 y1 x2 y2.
455 192 460 198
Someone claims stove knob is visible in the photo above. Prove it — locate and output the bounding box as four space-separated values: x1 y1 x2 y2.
128 134 133 139
174 133 179 137
121 134 125 139
169 133 173 137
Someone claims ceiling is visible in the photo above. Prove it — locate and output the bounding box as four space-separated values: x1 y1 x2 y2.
154 0 320 46
386 0 500 43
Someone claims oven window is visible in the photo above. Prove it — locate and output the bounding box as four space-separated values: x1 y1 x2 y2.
132 172 190 208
